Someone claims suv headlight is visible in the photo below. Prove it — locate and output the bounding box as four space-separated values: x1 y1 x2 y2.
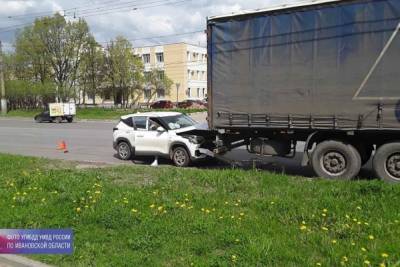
184 135 205 144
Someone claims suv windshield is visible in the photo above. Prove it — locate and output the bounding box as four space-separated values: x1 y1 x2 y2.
160 115 196 130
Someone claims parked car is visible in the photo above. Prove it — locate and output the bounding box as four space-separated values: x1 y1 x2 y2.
150 100 175 109
177 99 207 109
113 112 206 167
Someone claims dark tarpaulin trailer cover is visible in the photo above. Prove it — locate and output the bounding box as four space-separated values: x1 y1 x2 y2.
208 0 400 130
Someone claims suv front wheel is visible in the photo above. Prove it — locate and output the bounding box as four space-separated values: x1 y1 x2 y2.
172 147 190 167
117 141 132 160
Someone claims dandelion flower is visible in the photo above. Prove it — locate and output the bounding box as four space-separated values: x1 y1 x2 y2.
270 201 275 205
361 247 367 252
225 201 229 205
131 209 138 213
321 227 329 231
357 206 362 210
379 263 386 267
150 204 155 209
235 239 240 243
231 255 237 262
76 207 81 212
316 263 322 266
95 191 101 194
84 205 89 209
219 216 224 219
368 235 374 240
205 209 210 213
381 253 389 258
322 213 327 217
364 260 370 265
231 216 235 219
240 213 245 217
158 206 163 211
345 214 350 219
342 256 348 262
351 242 356 246
300 225 307 231
332 240 337 244
175 201 180 205
323 208 328 213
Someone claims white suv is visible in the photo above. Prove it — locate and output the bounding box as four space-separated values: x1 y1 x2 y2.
113 112 206 167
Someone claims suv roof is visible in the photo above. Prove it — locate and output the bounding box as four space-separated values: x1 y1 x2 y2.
121 112 182 119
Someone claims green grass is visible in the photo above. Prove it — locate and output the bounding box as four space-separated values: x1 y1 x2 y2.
4 108 207 120
1 153 400 266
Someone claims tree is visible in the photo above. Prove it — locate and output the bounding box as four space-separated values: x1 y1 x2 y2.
79 35 105 105
32 13 90 101
143 69 173 105
104 36 143 107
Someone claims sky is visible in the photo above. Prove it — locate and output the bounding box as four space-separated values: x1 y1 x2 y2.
0 0 298 51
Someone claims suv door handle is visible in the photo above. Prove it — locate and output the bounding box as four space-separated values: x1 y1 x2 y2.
137 135 144 138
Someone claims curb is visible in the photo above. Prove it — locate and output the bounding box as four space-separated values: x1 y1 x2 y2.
0 255 53 267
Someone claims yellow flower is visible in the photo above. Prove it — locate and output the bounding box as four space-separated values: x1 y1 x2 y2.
219 216 224 219
364 260 370 265
361 247 367 252
240 213 245 217
321 227 329 231
95 191 101 194
41 198 46 202
205 209 210 213
231 216 235 219
331 240 337 244
175 201 180 205
224 201 229 205
150 204 155 209
357 222 362 225
235 239 240 243
368 235 374 240
300 225 307 231
180 204 186 208
157 206 163 211
357 206 362 210
270 201 275 205
351 242 356 246
381 253 389 258
342 256 348 262
131 209 138 213
316 263 322 266
23 192 27 196
323 208 328 213
379 263 386 267
231 255 237 262
322 213 327 217
364 222 369 226
76 207 81 212
84 205 89 209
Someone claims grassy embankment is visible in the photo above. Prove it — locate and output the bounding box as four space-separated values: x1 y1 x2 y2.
1 153 399 266
4 108 207 120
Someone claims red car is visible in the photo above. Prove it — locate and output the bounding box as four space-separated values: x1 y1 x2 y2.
178 99 207 109
150 100 175 109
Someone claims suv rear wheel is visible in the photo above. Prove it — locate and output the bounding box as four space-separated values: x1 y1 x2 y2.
172 147 190 167
117 141 132 160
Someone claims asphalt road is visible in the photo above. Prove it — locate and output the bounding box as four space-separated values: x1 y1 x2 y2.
0 114 374 178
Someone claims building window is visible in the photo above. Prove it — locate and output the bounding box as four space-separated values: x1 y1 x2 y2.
156 52 164 63
197 88 200 97
157 70 164 80
187 51 191 61
144 89 151 100
191 71 195 79
187 88 191 97
202 88 206 98
157 89 165 99
202 71 206 80
144 71 151 80
192 52 196 61
142 54 150 64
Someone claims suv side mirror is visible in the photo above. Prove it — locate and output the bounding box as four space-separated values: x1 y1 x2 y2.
157 127 165 132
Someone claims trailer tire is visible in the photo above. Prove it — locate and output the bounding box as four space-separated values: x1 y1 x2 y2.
311 140 361 180
67 117 73 123
373 142 400 183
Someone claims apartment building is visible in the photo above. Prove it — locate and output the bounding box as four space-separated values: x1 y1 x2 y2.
134 42 207 103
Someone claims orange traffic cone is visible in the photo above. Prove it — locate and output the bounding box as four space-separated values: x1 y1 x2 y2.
57 140 69 153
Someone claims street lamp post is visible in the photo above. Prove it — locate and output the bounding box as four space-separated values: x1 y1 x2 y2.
0 41 7 115
175 83 180 106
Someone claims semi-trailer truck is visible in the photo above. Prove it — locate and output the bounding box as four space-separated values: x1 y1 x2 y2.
198 0 400 182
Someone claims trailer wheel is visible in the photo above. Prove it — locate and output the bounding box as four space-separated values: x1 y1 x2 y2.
67 117 73 123
311 140 361 180
373 142 400 183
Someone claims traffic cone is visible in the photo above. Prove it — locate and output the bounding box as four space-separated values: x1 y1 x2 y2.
151 156 158 167
57 140 69 153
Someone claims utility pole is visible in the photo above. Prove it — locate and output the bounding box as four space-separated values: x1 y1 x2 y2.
0 41 7 115
175 83 180 106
